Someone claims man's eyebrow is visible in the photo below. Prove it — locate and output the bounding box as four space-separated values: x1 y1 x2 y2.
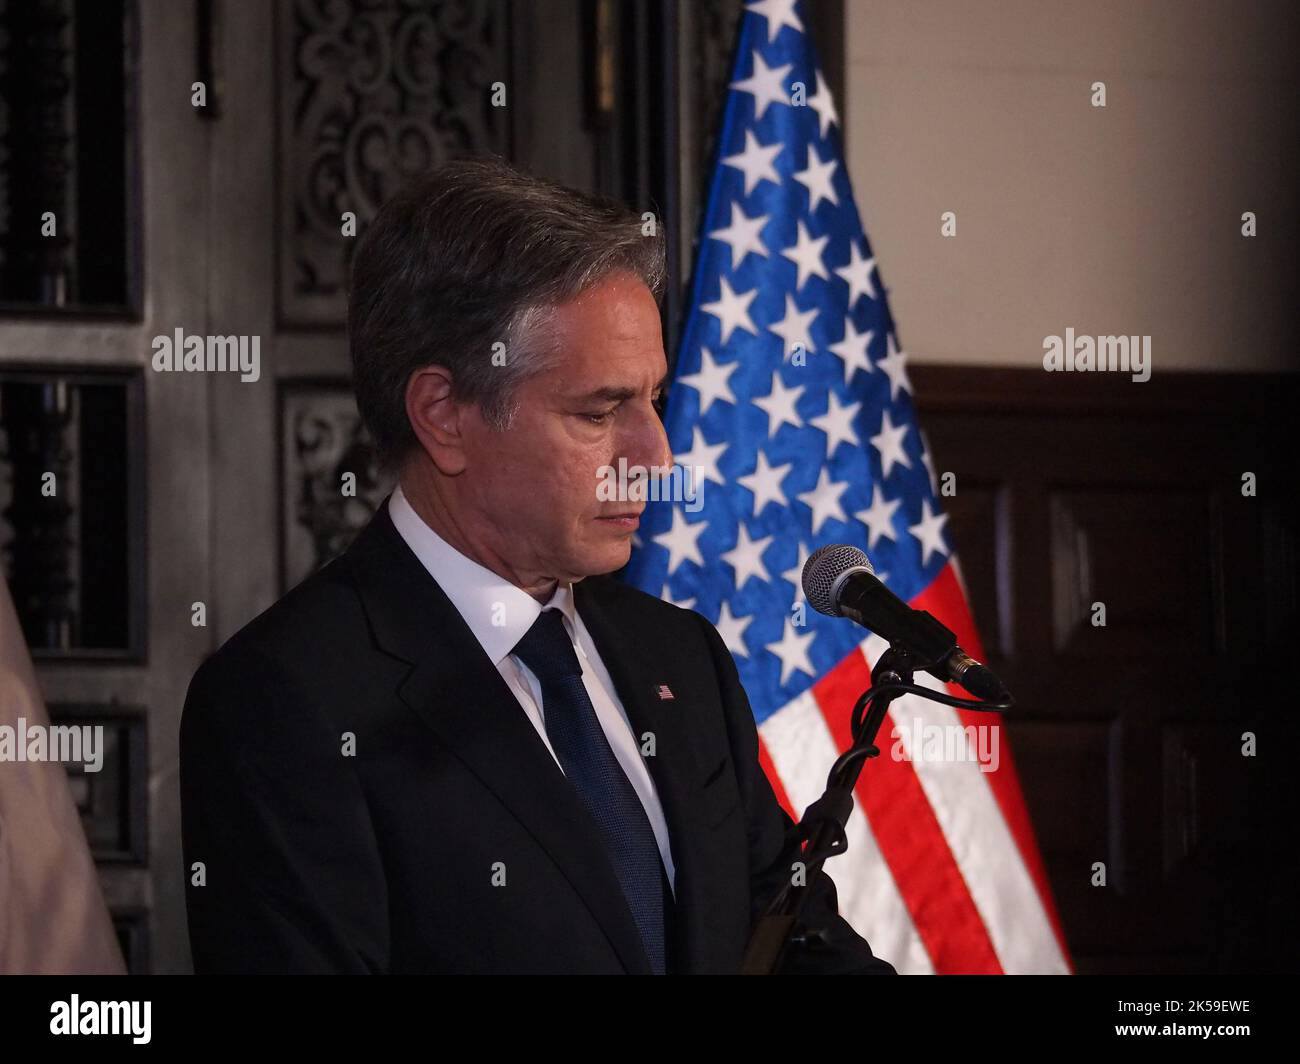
570 375 670 405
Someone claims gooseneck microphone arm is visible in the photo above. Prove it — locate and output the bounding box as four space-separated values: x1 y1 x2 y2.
740 544 1014 975
741 645 1013 974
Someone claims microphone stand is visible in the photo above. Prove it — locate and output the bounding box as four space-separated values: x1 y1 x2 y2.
740 646 915 975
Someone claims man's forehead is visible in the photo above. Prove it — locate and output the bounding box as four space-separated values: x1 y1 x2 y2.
560 285 647 317
545 343 667 394
544 284 663 371
563 370 669 404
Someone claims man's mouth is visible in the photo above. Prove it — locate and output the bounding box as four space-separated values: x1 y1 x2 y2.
596 511 642 529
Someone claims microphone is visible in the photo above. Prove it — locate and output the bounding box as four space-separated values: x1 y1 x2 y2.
802 543 1010 703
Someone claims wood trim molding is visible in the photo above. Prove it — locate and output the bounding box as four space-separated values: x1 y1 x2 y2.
910 363 1300 418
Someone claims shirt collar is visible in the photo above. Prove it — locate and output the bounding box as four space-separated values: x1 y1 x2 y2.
387 484 579 666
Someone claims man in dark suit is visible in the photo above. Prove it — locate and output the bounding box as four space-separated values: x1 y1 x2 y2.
180 154 896 975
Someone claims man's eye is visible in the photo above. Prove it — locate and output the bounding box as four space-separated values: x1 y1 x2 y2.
583 410 615 425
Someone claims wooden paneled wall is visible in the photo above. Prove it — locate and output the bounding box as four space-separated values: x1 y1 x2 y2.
912 365 1300 973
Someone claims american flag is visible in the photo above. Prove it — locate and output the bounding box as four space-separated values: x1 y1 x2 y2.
622 0 1072 973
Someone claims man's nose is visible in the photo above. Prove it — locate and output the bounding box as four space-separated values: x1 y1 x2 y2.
627 401 674 473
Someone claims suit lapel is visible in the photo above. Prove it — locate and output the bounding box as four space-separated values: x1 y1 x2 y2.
574 578 717 975
344 502 652 974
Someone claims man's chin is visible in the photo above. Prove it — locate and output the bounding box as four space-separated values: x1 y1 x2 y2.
575 538 635 578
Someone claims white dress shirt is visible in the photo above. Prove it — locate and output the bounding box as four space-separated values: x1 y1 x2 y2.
387 485 676 895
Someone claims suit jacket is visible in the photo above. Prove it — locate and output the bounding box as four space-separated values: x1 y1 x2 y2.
180 501 897 974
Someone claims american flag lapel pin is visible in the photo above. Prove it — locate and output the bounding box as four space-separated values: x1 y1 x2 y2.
655 683 675 701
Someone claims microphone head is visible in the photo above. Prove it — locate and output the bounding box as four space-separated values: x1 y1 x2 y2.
802 543 875 617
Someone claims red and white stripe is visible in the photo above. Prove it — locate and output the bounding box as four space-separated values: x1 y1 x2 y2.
756 562 1072 974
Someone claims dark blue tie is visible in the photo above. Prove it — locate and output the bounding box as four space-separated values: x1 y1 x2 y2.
512 607 670 974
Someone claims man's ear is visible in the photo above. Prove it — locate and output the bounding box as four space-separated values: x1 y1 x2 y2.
405 364 468 475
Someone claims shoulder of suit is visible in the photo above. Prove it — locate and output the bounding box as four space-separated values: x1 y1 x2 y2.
193 551 362 688
582 573 708 629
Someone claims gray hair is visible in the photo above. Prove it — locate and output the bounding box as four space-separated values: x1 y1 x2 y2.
347 153 667 470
